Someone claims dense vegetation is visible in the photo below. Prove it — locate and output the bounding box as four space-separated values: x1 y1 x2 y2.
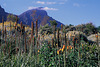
0 18 100 67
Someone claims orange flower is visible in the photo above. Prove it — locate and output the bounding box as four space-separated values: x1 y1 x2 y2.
96 35 98 38
57 50 60 55
59 48 62 51
63 45 65 49
67 46 69 49
67 45 73 50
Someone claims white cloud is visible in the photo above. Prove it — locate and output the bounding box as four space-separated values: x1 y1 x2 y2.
36 1 45 4
34 1 68 5
28 7 38 10
42 7 58 10
28 7 58 11
73 3 80 7
36 1 56 5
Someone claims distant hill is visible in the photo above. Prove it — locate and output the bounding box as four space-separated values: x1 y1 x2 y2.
0 5 8 22
18 7 63 27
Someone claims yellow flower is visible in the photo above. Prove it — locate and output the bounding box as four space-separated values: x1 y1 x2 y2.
82 44 83 47
62 48 64 52
67 45 73 50
57 50 60 55
70 47 72 49
69 45 73 49
70 33 72 37
38 50 39 53
56 44 58 46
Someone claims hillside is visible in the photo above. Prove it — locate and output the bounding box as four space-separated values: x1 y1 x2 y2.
18 7 63 27
0 5 8 22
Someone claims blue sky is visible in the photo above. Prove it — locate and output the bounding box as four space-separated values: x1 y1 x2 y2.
0 0 100 27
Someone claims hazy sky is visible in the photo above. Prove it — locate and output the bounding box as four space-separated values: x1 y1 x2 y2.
0 0 100 27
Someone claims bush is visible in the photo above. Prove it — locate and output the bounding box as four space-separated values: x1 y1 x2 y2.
39 24 53 35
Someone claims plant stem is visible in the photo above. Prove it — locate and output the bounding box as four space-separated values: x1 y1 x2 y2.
64 51 66 67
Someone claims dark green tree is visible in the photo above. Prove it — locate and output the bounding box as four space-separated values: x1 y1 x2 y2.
85 23 97 34
50 20 57 27
97 26 100 32
7 14 17 22
69 24 74 27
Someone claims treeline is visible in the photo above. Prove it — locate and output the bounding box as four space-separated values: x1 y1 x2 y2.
40 22 100 36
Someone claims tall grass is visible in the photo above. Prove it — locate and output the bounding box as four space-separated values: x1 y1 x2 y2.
0 19 100 67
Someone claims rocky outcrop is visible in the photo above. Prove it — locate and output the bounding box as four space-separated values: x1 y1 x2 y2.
88 33 100 46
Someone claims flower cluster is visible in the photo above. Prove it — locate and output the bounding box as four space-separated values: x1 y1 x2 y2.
57 45 73 55
57 45 65 55
67 45 73 50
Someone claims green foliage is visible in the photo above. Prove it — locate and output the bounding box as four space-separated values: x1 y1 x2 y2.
66 41 98 67
39 24 53 35
97 26 100 32
39 42 55 66
7 14 18 22
50 20 57 27
85 23 97 34
65 23 98 36
0 22 99 67
83 28 90 35
39 41 64 67
0 40 99 67
0 52 38 67
69 24 74 27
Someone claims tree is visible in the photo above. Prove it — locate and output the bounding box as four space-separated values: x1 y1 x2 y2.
50 20 57 27
7 14 17 22
97 26 100 32
39 24 53 35
85 23 97 34
69 24 73 27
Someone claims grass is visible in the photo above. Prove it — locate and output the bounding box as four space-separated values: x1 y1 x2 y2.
0 21 100 67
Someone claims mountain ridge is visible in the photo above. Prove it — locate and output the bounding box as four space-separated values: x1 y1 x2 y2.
0 5 8 22
18 8 63 27
0 6 64 27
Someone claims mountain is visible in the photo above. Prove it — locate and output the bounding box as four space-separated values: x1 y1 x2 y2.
18 7 63 27
0 5 8 22
0 6 63 27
